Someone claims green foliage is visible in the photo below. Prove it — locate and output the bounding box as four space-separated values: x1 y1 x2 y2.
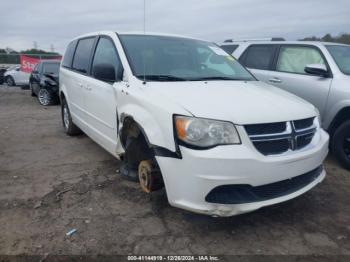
300 33 350 45
20 48 60 56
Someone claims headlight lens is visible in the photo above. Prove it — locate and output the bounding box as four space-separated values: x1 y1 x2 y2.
175 116 240 148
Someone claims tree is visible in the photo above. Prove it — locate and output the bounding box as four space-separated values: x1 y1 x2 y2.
300 33 350 45
0 48 61 64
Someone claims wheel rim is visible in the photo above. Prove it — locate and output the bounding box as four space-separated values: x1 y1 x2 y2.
344 137 350 158
38 89 50 105
63 103 70 130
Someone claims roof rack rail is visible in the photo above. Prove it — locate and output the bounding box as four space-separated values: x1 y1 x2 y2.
224 37 285 43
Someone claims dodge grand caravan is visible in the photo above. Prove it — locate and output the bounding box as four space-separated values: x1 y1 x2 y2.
59 31 329 216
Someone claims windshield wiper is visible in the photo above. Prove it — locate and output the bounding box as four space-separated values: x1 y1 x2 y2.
136 75 188 81
188 76 241 81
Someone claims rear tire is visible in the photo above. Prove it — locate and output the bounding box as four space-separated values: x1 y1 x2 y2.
331 120 350 170
5 76 15 86
61 98 82 136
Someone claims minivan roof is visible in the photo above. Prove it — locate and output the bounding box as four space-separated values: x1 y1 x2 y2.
70 31 209 42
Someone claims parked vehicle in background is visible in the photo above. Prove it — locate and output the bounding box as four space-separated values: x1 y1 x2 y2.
59 31 329 216
29 60 60 106
223 39 350 170
0 67 7 84
3 65 30 86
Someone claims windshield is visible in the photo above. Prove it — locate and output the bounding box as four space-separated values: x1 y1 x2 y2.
326 45 350 75
43 62 60 74
119 34 255 81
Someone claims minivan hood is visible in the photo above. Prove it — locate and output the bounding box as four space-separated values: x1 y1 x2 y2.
146 80 316 125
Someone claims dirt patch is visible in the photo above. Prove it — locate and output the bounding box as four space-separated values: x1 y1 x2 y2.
0 86 350 255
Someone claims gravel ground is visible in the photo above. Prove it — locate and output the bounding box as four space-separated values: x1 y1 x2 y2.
0 86 349 257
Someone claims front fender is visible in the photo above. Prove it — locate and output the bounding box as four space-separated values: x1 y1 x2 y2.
119 102 177 152
324 100 350 130
116 85 191 154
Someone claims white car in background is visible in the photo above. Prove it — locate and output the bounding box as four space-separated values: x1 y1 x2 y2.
221 38 350 169
4 65 30 86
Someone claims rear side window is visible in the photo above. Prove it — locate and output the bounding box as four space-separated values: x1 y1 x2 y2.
240 45 276 70
276 46 325 74
220 44 238 54
72 37 95 73
62 40 77 68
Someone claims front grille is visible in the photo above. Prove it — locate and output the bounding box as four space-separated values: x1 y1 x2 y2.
245 117 316 155
205 166 323 204
253 139 290 155
294 118 314 130
245 122 286 135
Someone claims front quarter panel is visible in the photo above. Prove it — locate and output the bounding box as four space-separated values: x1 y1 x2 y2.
116 81 191 154
323 75 350 130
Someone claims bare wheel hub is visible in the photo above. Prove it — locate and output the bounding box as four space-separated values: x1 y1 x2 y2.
138 160 163 193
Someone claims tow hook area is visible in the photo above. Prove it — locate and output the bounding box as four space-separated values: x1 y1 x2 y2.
138 160 164 193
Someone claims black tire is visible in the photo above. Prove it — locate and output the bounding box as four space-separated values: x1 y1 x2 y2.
5 76 15 86
61 98 82 136
331 120 350 170
38 88 54 106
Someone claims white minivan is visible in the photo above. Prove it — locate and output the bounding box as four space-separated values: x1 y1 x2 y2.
59 31 329 217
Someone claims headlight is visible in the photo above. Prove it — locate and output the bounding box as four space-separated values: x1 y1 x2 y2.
174 116 241 148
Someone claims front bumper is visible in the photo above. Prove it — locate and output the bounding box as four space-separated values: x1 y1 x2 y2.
156 129 329 217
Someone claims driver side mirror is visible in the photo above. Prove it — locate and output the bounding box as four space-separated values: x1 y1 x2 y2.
92 63 123 83
32 70 39 74
304 64 329 77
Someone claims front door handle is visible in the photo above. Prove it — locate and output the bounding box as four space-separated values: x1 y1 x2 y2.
268 77 282 83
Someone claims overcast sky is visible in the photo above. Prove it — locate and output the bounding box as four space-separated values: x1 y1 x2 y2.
1 0 349 53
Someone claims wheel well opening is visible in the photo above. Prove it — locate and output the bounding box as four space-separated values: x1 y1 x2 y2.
121 118 154 165
60 92 65 100
119 118 164 191
59 92 66 102
329 107 350 135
